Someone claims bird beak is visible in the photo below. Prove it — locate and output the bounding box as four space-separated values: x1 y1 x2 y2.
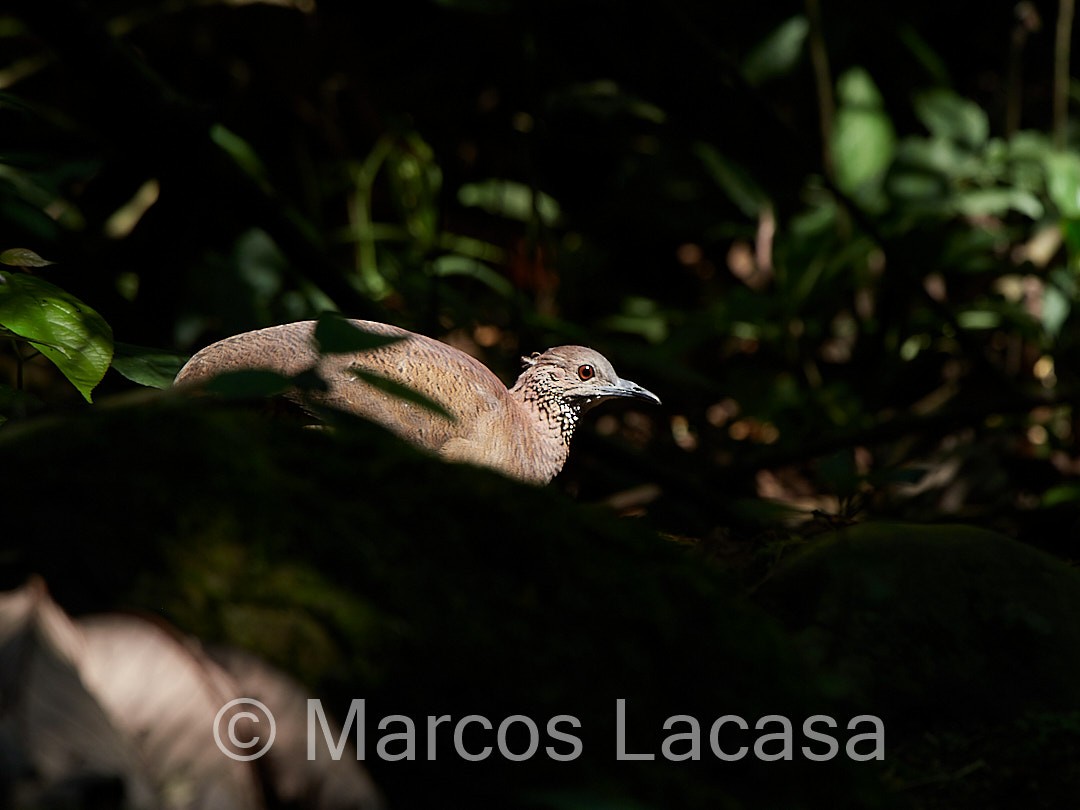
606 377 662 405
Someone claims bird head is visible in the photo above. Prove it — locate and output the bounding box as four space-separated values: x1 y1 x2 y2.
515 346 661 412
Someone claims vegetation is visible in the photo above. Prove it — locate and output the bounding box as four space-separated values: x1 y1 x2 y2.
3 0 1080 807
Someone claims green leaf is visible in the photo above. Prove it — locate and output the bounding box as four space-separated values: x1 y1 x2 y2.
314 313 404 354
0 271 112 402
951 188 1043 220
111 342 189 389
898 26 951 85
695 142 770 217
431 255 514 298
203 369 293 398
458 180 561 226
0 248 54 267
210 123 269 184
386 132 442 247
957 309 1001 329
830 68 896 196
913 89 989 148
742 15 809 85
348 368 454 421
1044 151 1080 219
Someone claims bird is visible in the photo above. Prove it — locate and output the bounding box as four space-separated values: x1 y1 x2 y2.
174 319 660 484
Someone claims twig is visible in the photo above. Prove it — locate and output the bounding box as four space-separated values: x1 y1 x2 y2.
1006 3 1041 137
11 340 23 391
1055 0 1075 149
805 0 835 178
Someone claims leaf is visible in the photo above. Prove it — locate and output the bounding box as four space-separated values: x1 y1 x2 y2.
951 188 1043 220
386 132 442 246
348 367 455 421
0 247 54 267
210 123 269 184
1044 151 1080 219
110 342 189 389
694 142 770 217
898 25 951 85
0 271 113 402
458 180 561 226
830 68 896 197
431 254 514 298
314 313 404 354
742 15 809 85
913 89 989 148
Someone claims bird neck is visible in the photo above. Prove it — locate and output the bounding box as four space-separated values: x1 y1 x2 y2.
510 371 580 449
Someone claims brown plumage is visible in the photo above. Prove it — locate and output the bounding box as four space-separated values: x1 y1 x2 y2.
174 320 660 484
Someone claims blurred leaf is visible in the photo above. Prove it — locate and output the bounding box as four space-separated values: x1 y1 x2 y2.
431 254 514 298
110 342 188 389
458 179 561 226
0 271 112 402
551 80 666 123
0 247 53 267
898 26 951 85
348 368 454 421
816 450 860 498
742 15 808 85
913 89 989 148
204 369 293 398
893 136 981 181
1043 483 1080 507
1044 268 1075 337
386 133 442 247
1064 219 1080 254
831 68 896 196
314 313 403 354
952 188 1043 219
1044 151 1080 219
957 309 1001 329
601 297 668 343
1043 286 1070 337
695 143 770 217
210 123 269 184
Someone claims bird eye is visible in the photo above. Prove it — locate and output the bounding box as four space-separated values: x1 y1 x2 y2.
577 364 595 381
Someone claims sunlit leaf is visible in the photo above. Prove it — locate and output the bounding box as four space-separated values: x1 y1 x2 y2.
742 15 809 85
0 271 112 402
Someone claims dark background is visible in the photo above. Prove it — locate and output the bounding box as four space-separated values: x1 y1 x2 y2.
4 0 1080 808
